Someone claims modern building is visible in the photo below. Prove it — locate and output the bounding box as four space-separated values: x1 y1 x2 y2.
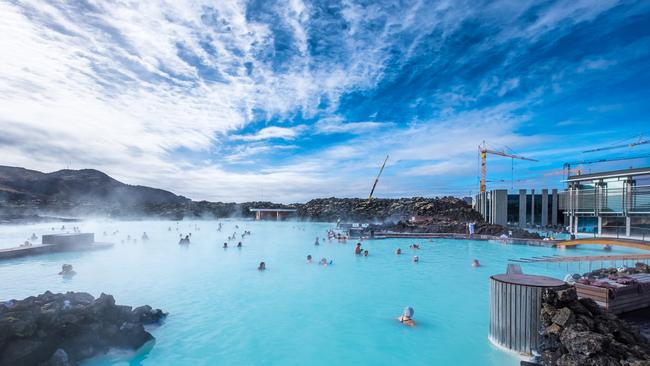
473 167 650 238
561 167 650 238
474 189 562 228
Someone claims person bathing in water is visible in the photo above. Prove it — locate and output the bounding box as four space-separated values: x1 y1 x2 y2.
397 306 415 326
223 242 228 248
258 262 266 271
237 242 242 248
307 255 313 263
58 264 76 277
472 259 480 267
354 243 363 255
315 237 320 246
395 248 401 255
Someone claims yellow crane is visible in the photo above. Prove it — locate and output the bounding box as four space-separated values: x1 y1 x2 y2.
479 141 538 193
368 155 389 200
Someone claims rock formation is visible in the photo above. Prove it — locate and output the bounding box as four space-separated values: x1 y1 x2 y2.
0 291 166 366
538 287 650 365
295 196 479 222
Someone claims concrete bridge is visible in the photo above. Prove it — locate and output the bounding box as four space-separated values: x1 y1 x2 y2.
557 237 650 251
249 208 297 221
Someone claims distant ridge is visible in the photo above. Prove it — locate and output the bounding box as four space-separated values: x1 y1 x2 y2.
0 165 290 220
0 165 493 233
0 165 189 207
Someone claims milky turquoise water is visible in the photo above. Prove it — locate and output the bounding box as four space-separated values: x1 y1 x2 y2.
0 220 646 366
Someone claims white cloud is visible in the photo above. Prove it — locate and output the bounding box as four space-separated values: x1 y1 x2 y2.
0 0 639 202
231 126 306 141
314 116 388 134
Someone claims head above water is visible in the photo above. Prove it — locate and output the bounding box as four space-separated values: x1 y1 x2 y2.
403 306 414 318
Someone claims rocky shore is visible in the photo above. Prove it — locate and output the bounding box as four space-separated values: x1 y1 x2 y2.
538 287 650 365
295 196 479 222
0 291 166 366
295 197 541 239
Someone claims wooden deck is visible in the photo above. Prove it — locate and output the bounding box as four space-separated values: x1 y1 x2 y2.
575 275 650 314
509 253 650 264
373 232 556 247
558 237 650 251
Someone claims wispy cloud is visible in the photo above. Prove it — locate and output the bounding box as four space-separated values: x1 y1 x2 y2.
0 0 648 201
314 116 388 134
231 126 306 141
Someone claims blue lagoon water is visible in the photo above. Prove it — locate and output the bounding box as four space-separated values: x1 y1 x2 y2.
0 220 645 365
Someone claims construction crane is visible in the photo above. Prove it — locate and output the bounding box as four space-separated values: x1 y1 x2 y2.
583 136 650 153
368 155 389 200
479 141 538 193
563 153 650 179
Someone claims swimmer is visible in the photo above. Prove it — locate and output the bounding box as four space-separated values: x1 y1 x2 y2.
258 262 266 271
397 306 415 326
396 248 401 255
413 255 419 263
410 244 420 250
223 243 228 248
307 255 312 263
58 264 76 277
472 259 480 267
364 250 369 257
237 242 242 248
604 245 612 251
354 243 362 255
319 258 329 266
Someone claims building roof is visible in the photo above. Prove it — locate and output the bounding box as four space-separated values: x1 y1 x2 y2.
249 208 297 212
566 167 650 182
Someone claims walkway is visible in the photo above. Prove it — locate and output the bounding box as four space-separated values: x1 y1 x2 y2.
557 237 650 251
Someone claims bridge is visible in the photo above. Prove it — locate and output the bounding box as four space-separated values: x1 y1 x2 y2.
249 208 297 221
557 237 650 251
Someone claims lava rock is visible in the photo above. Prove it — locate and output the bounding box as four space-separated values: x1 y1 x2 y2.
538 287 650 365
0 292 166 366
552 308 575 327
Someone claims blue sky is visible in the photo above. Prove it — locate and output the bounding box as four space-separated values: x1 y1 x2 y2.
1 0 649 202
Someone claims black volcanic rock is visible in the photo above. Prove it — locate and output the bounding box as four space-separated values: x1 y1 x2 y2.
0 291 166 366
538 287 650 365
295 196 482 222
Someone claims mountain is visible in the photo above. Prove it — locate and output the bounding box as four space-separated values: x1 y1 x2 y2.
0 166 190 215
0 166 509 238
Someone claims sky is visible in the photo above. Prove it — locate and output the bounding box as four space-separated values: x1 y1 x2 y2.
1 0 650 203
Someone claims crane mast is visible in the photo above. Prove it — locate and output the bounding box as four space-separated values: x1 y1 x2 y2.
479 141 538 193
368 155 389 200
